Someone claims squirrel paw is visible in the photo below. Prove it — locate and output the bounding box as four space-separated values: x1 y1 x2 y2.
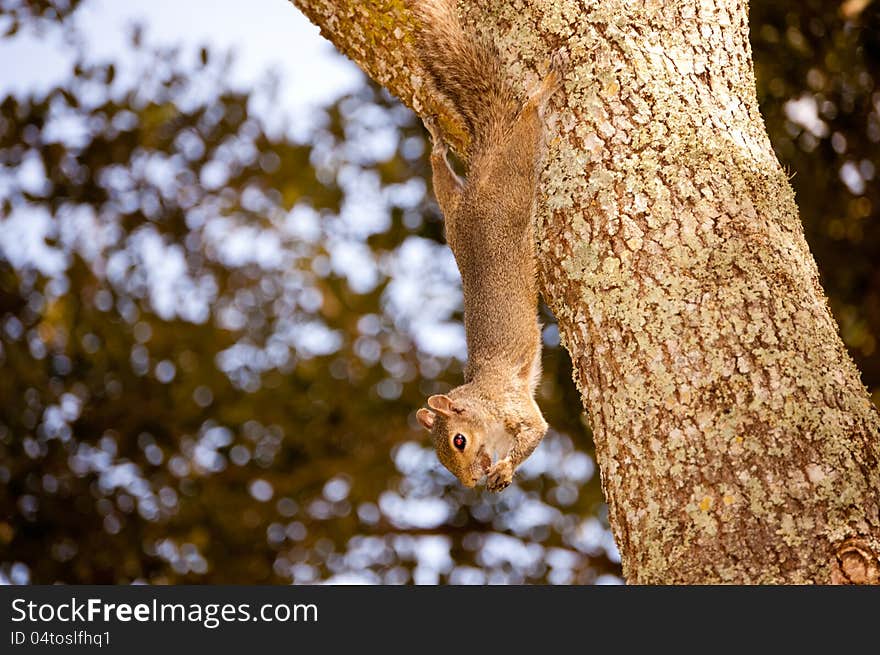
549 48 570 80
422 115 447 151
543 48 569 97
526 49 568 111
486 459 514 492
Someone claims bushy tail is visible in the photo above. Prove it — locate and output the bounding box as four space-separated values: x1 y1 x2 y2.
410 0 520 157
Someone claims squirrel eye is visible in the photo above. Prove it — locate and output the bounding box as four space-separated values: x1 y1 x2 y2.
453 434 466 451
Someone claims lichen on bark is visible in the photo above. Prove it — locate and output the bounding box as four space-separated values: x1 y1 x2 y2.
290 0 880 583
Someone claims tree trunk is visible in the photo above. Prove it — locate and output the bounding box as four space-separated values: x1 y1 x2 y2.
290 0 880 583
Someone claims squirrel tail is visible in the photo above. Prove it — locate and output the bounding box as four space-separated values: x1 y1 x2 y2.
410 0 520 157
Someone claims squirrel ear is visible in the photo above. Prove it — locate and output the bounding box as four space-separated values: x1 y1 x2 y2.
427 394 456 416
416 408 435 431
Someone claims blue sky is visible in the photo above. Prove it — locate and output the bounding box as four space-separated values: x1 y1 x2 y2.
0 0 363 121
0 0 469 361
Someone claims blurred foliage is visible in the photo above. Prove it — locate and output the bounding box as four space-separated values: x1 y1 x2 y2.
0 2 614 584
0 0 878 585
0 0 80 35
752 0 880 394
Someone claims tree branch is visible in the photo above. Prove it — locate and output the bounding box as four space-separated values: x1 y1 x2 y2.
289 0 880 584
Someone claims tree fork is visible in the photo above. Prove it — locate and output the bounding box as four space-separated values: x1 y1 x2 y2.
290 0 880 583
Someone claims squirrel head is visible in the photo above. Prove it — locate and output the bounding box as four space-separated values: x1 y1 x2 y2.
417 393 492 487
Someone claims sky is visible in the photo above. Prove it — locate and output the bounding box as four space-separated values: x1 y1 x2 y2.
0 0 363 122
0 0 467 360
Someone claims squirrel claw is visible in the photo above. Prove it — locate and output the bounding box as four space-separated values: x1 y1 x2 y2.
525 48 568 111
549 48 570 79
544 48 569 96
422 114 449 156
422 114 442 141
486 459 513 492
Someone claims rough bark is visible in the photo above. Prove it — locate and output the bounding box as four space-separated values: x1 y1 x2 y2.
290 0 880 583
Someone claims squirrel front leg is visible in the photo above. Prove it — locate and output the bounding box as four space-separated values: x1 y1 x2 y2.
486 408 548 492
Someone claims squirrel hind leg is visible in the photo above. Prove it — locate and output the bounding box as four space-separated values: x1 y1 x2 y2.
523 48 569 116
422 115 446 153
424 115 465 211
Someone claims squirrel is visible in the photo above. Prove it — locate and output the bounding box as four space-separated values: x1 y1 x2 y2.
410 0 565 491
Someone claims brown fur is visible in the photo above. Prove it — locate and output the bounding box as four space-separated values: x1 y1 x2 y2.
411 0 565 491
410 0 520 154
